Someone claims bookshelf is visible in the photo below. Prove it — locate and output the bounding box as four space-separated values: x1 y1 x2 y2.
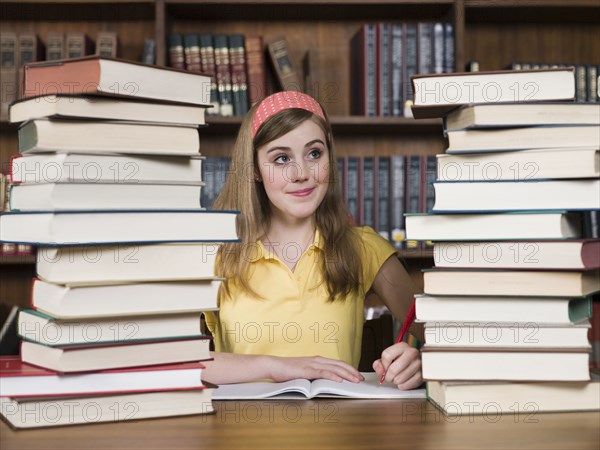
0 0 598 305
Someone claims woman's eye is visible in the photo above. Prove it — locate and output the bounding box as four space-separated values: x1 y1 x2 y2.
274 154 289 164
308 149 322 159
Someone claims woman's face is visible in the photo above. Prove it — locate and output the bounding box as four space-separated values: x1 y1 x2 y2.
255 119 330 223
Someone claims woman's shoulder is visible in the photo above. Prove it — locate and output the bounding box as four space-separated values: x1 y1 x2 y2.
353 226 396 252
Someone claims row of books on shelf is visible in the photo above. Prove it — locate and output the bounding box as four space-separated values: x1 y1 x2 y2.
351 22 454 117
406 66 600 415
509 62 599 103
0 31 153 120
0 56 234 429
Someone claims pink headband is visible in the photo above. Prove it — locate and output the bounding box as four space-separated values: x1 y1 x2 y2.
252 91 326 138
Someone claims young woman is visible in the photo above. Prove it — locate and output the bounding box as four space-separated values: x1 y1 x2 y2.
202 91 422 390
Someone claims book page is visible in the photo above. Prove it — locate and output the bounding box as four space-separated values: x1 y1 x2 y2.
212 373 426 400
213 379 312 400
310 372 426 399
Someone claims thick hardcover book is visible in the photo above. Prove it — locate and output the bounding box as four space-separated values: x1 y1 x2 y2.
20 336 211 373
361 157 375 228
411 68 576 119
0 209 239 245
18 119 201 156
417 22 433 76
443 23 454 73
31 278 221 317
404 23 418 109
65 32 94 59
0 355 207 397
376 157 391 240
433 239 600 270
376 23 391 117
95 31 118 58
422 268 600 298
213 35 234 117
10 94 208 125
0 388 216 429
228 34 249 115
244 35 267 105
345 156 360 223
390 24 403 116
266 36 303 92
431 179 600 212
21 56 212 106
427 376 599 415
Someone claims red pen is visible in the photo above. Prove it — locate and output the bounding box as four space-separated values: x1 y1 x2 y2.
379 299 417 384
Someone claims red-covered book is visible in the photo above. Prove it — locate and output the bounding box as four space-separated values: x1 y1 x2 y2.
0 355 207 398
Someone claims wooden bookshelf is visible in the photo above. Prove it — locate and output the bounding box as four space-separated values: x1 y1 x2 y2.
0 0 598 307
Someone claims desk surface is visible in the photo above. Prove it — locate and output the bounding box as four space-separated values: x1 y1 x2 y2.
1 399 599 450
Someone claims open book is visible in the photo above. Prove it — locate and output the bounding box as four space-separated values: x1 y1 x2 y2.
212 372 426 400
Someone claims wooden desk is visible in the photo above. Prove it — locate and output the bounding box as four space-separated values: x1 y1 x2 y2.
1 399 598 450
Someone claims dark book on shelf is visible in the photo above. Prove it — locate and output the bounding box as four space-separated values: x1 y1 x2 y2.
214 34 234 117
266 36 303 92
245 35 267 105
183 33 201 73
350 24 376 116
65 32 94 59
199 34 220 115
228 34 249 115
45 32 64 61
0 31 18 119
168 32 185 70
95 31 118 58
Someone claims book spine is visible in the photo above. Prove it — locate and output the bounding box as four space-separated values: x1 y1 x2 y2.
417 22 433 76
0 31 18 120
17 32 44 102
404 23 417 108
362 156 375 228
46 32 64 61
183 34 202 73
432 23 444 74
443 23 454 73
391 24 403 117
65 32 93 59
346 156 359 224
228 34 249 116
377 23 391 117
390 155 405 248
267 37 303 92
142 38 156 65
214 35 234 117
424 155 436 213
365 24 377 116
199 34 220 115
349 26 365 115
337 156 346 206
377 156 391 240
168 32 185 70
586 65 598 103
95 31 118 58
244 35 267 105
575 64 586 102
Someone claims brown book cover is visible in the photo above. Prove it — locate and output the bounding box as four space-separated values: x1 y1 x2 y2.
65 32 94 59
95 31 119 58
266 36 303 92
21 56 212 106
228 34 249 115
46 32 64 61
244 35 266 104
0 31 18 120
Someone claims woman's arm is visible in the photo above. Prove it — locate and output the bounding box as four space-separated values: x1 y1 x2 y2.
201 352 364 385
369 254 423 390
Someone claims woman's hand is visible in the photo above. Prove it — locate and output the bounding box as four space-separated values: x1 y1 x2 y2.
373 342 422 390
268 355 365 383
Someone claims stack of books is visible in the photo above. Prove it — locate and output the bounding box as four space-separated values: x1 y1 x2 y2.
406 67 600 415
0 56 240 429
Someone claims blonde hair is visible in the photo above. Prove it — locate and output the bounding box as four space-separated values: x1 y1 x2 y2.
214 100 362 301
